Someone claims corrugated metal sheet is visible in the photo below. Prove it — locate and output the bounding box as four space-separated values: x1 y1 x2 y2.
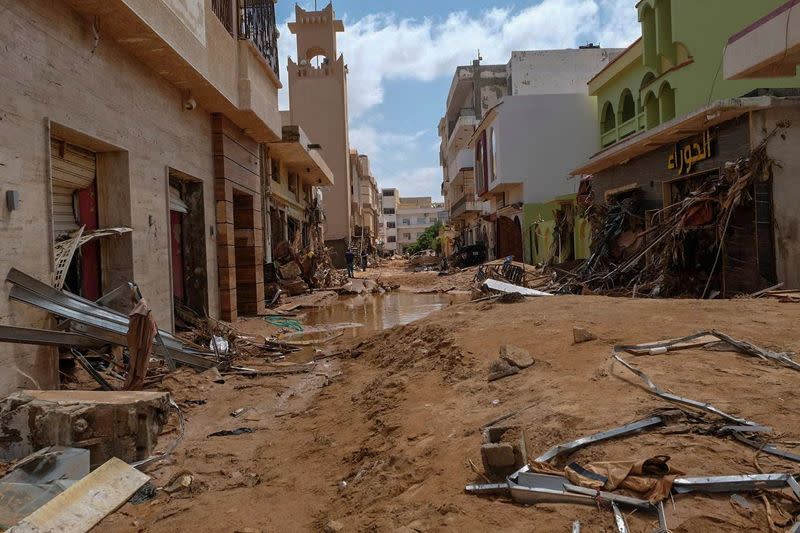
51 139 96 237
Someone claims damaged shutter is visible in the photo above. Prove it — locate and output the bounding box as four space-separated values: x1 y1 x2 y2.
169 186 189 214
50 139 96 238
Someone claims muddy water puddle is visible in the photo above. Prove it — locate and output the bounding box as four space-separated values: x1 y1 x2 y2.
285 291 470 344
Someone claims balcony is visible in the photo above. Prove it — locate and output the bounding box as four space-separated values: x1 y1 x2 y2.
601 112 646 147
62 0 283 142
447 109 477 152
239 0 280 79
450 197 482 219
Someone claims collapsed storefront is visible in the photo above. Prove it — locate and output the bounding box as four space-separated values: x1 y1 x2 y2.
570 96 800 297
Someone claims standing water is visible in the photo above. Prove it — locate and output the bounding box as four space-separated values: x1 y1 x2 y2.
285 291 470 341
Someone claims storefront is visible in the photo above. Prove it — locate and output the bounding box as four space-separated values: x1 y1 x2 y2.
573 97 800 295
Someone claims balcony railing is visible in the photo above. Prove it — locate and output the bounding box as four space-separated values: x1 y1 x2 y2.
451 196 482 219
239 0 280 79
212 0 235 35
601 112 646 147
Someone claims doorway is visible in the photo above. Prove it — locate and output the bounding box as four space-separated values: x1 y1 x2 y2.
496 215 523 262
169 170 209 319
51 137 101 300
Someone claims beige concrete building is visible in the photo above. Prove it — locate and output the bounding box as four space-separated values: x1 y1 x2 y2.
438 60 506 254
285 4 352 259
395 197 448 254
349 151 380 241
265 115 334 261
0 0 330 397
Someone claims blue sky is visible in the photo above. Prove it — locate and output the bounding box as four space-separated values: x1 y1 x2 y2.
277 1 641 199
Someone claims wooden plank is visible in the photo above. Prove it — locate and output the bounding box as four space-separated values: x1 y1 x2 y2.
9 457 148 533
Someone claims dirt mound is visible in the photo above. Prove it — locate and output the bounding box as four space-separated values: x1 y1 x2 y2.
353 323 473 380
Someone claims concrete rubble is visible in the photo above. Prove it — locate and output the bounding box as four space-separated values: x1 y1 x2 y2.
0 391 170 466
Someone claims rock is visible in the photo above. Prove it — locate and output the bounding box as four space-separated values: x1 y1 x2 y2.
488 358 519 382
480 442 516 468
324 520 344 532
362 279 378 293
573 326 597 344
498 292 525 304
0 390 170 465
202 367 226 384
500 345 534 369
278 261 302 280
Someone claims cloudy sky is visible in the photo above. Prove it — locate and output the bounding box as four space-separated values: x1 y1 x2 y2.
276 1 641 199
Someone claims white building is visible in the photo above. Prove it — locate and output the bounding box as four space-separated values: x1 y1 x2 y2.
380 189 447 254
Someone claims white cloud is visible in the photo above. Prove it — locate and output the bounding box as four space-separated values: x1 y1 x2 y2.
278 1 641 198
279 0 640 117
381 166 442 198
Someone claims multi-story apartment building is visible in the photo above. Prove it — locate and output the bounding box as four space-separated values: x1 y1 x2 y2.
0 0 332 396
395 197 449 254
381 188 400 253
440 49 620 264
349 151 380 240
471 48 620 264
438 61 507 256
572 0 800 294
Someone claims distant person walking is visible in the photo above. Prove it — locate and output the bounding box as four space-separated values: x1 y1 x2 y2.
345 249 355 277
361 249 368 271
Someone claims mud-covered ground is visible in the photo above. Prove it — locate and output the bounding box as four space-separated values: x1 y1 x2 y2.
96 262 800 533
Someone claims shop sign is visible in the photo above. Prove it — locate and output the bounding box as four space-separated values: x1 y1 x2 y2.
668 130 713 175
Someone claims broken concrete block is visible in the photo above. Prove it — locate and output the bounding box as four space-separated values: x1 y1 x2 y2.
481 442 516 471
573 326 597 344
488 358 519 382
500 345 535 369
0 391 170 466
324 520 344 533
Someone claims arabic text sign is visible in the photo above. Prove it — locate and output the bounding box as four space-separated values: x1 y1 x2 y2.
668 130 713 175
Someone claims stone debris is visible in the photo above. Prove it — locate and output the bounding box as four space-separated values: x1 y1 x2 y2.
573 326 597 344
0 390 170 466
500 345 535 369
488 358 519 382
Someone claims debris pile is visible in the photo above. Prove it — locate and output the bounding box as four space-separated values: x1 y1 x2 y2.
467 329 800 531
474 259 556 292
561 124 787 298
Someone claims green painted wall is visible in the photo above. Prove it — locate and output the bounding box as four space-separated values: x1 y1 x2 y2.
523 196 590 264
594 0 800 143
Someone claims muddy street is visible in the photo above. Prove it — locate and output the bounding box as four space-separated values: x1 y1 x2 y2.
87 261 800 533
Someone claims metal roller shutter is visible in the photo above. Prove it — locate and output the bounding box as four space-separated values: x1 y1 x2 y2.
50 138 96 238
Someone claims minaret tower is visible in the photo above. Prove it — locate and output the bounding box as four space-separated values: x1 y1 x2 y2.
287 3 351 253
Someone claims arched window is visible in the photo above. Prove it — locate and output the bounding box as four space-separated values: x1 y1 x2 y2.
643 90 659 129
305 46 329 68
658 81 676 122
619 90 636 123
601 102 616 133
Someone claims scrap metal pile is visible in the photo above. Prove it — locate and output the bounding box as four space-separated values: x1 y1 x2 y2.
468 330 800 531
560 125 786 298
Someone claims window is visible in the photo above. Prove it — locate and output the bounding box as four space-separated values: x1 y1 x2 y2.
601 102 616 133
387 222 396 229
388 236 396 243
288 172 298 195
620 90 636 123
382 190 395 196
383 208 395 215
403 233 412 241
490 127 498 181
271 158 280 183
417 217 427 225
402 218 411 225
